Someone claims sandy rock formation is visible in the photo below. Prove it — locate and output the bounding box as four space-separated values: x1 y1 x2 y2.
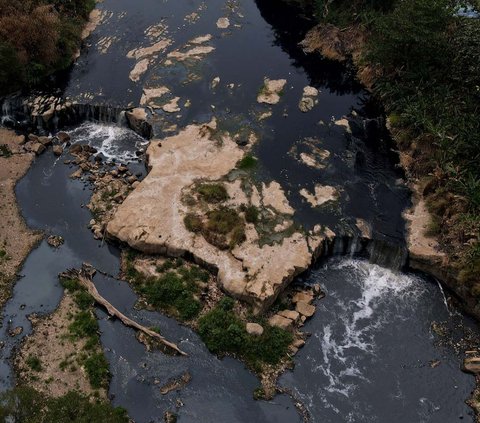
107 122 332 310
257 79 287 105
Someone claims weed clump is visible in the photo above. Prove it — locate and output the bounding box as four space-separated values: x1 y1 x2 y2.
197 183 229 203
198 297 293 370
237 154 257 170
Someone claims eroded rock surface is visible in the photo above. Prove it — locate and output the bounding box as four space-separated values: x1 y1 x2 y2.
107 122 331 310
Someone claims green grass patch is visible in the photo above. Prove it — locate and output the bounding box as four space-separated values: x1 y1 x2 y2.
83 353 110 389
139 267 206 320
26 355 42 372
0 145 11 158
197 183 229 203
237 154 257 170
0 387 128 422
198 297 293 371
184 213 203 233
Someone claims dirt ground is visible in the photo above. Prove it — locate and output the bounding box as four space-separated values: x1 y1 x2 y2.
0 129 42 308
15 293 107 399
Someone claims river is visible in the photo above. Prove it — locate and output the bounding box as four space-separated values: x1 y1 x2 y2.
0 0 477 421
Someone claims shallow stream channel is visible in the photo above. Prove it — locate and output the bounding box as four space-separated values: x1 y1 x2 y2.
0 0 479 422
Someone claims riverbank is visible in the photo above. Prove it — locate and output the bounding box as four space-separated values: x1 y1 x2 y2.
298 9 480 420
0 0 97 95
0 129 41 310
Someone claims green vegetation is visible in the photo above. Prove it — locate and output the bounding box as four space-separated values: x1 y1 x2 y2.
184 213 203 233
125 257 210 321
237 154 258 170
0 145 12 158
184 206 247 250
26 355 42 372
313 0 480 294
0 387 128 422
60 277 110 389
243 205 260 224
197 183 229 203
198 297 293 371
0 0 96 95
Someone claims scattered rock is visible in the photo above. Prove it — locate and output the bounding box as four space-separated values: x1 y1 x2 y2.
52 145 63 156
159 371 192 395
216 17 230 29
211 76 220 89
126 108 153 139
31 143 46 156
299 86 319 112
69 169 82 179
47 235 64 248
162 97 181 113
464 357 480 374
56 132 71 143
292 291 314 305
268 314 294 331
38 136 52 147
278 309 300 322
257 78 287 105
296 301 316 317
9 326 23 337
246 322 264 336
164 411 178 423
300 185 339 207
293 338 306 349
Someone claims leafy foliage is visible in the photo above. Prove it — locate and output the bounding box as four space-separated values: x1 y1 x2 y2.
198 297 293 370
0 387 128 422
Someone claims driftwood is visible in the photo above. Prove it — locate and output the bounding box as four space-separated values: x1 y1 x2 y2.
61 264 187 356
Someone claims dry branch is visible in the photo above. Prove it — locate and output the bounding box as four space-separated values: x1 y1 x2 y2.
61 264 187 356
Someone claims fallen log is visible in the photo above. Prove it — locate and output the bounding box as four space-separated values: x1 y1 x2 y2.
60 263 187 356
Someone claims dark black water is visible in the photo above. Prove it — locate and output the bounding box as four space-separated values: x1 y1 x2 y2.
0 0 477 422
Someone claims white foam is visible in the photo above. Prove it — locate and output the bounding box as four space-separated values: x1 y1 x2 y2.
68 122 149 162
311 259 426 399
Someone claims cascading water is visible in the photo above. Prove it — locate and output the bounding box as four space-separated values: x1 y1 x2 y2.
280 258 476 422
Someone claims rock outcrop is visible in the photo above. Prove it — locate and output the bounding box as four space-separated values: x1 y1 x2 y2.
107 121 332 311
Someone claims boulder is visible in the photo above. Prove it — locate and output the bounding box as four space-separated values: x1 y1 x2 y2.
126 108 153 139
296 301 316 317
52 145 63 156
246 322 264 336
268 314 294 331
463 357 480 374
57 131 71 143
38 136 52 146
69 144 83 155
31 143 46 155
292 291 314 304
28 134 39 142
278 309 300 322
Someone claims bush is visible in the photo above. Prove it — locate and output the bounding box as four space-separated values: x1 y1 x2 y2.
207 208 243 235
139 266 205 320
0 387 128 422
83 353 110 389
244 205 259 224
26 355 42 372
184 214 203 233
198 297 293 369
197 183 229 203
69 310 98 339
237 155 257 170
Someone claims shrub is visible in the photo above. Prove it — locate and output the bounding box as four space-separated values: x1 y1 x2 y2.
69 310 98 339
83 353 110 389
184 214 203 233
237 154 257 170
26 355 42 372
139 267 204 320
244 205 259 224
198 297 293 369
0 387 128 422
207 208 243 235
197 183 229 203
